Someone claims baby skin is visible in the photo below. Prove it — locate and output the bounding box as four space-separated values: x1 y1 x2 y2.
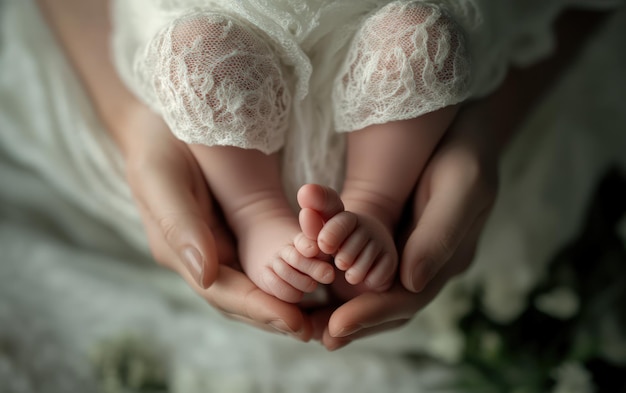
191 105 456 303
294 108 457 300
164 2 466 303
190 145 336 303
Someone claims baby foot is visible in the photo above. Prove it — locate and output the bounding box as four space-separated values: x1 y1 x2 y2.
296 184 398 293
237 213 335 304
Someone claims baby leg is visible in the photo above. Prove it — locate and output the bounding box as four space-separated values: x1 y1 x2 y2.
192 147 334 303
339 110 457 289
151 12 332 302
324 1 468 291
296 111 456 294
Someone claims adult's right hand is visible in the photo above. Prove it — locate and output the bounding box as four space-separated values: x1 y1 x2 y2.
123 111 314 341
124 111 225 289
37 0 313 342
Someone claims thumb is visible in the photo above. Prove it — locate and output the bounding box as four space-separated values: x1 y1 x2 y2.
132 163 221 288
155 210 220 288
401 178 480 292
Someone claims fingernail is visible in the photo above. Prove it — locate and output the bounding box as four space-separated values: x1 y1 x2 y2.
182 247 205 288
410 274 423 292
269 319 294 334
335 324 361 338
321 269 334 284
327 340 351 351
411 266 429 292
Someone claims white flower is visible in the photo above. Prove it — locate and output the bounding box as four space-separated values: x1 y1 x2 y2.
551 362 595 393
534 286 580 319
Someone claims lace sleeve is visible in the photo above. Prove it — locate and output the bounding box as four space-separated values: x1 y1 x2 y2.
332 1 471 132
133 11 292 154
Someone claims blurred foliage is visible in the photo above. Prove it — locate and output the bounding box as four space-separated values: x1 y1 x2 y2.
91 333 169 393
456 168 626 392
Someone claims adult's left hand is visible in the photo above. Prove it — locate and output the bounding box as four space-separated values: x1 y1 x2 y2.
311 101 500 350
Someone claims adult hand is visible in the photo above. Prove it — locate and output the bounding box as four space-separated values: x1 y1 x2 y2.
313 6 616 350
314 100 500 350
123 110 314 342
123 111 226 288
41 0 606 349
36 0 314 342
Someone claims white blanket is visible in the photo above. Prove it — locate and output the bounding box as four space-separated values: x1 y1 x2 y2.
1 0 625 392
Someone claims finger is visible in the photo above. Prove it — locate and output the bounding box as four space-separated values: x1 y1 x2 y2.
322 320 408 351
223 313 310 341
308 307 334 342
203 266 314 342
141 206 227 294
138 204 179 271
137 168 221 288
327 222 484 344
144 209 314 342
209 266 313 341
400 174 486 293
326 284 434 339
139 200 207 276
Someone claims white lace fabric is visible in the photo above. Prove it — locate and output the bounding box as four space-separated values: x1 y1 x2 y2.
113 0 625 184
123 1 472 153
333 2 470 132
135 11 291 154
